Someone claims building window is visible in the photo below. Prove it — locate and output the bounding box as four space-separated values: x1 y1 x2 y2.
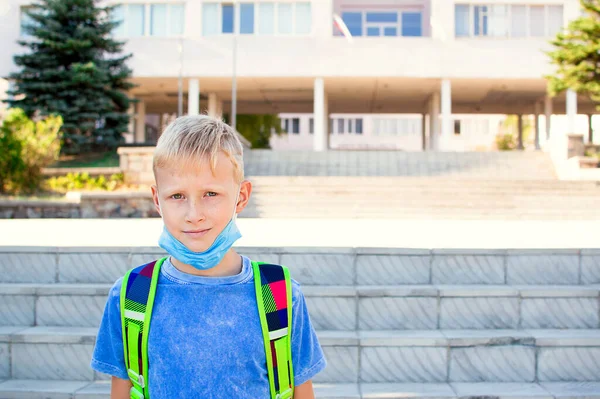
282 118 300 134
295 3 312 35
455 4 563 38
510 5 527 37
203 3 219 35
401 12 422 37
222 4 234 33
355 118 363 134
291 118 300 134
258 3 275 34
337 118 344 134
342 12 362 36
309 117 314 134
473 5 488 36
529 6 545 37
341 10 422 37
113 3 184 37
547 5 563 36
455 5 470 37
366 12 398 37
240 3 255 34
204 2 311 36
150 4 184 36
329 118 334 134
348 119 354 133
277 3 293 34
127 4 145 37
454 120 461 135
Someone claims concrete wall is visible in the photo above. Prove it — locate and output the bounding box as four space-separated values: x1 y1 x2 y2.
0 0 581 80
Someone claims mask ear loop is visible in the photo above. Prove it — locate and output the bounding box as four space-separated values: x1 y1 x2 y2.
231 183 242 221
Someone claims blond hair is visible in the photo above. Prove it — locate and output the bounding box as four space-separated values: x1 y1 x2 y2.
153 115 244 182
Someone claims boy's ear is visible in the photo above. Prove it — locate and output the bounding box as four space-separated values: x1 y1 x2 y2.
151 185 162 216
235 180 252 214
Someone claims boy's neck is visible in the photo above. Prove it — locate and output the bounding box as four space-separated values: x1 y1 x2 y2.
170 249 243 277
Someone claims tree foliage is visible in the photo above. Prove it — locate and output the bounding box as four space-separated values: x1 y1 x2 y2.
5 0 134 153
231 114 283 149
547 0 600 106
0 108 62 194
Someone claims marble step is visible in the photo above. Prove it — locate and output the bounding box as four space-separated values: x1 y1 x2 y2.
1 284 599 330
1 327 599 384
1 248 598 286
2 380 599 399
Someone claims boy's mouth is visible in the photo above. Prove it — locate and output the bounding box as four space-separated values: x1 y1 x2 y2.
183 228 211 238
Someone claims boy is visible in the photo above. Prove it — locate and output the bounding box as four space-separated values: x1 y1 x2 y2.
91 115 326 398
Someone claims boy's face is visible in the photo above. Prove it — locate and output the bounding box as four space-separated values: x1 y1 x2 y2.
151 151 251 253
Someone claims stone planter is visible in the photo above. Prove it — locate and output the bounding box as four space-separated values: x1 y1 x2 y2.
0 191 159 219
117 146 155 185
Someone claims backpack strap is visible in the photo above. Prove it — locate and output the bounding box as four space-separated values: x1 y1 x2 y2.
120 257 166 399
252 261 294 399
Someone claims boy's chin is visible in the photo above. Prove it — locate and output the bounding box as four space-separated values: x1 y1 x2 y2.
180 238 211 253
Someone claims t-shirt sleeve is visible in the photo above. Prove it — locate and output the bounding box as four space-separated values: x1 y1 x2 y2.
290 280 327 387
90 277 129 380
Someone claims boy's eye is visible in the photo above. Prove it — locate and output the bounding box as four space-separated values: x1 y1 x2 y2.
171 193 183 200
206 192 217 197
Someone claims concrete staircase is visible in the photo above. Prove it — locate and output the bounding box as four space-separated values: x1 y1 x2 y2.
0 246 599 398
243 177 600 219
243 151 558 180
240 151 600 220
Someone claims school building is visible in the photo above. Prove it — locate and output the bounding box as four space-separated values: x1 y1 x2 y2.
0 0 598 152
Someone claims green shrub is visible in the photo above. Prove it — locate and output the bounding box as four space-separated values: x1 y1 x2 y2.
45 172 124 192
495 133 517 151
0 109 62 194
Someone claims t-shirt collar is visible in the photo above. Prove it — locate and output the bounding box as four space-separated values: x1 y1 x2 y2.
161 254 253 285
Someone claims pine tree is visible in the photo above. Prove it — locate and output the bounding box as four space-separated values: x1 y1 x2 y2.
547 0 600 106
6 0 135 153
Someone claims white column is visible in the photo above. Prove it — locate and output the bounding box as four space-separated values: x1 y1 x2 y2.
588 114 593 144
207 93 222 118
188 78 200 116
428 92 440 150
517 114 524 150
544 95 553 140
566 89 577 133
126 101 135 143
313 78 328 152
421 113 427 151
534 102 541 150
135 100 146 143
440 79 452 151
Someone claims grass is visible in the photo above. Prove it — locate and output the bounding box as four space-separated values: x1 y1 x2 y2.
49 151 119 168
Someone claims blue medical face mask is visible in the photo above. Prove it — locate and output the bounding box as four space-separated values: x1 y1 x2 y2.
157 186 242 271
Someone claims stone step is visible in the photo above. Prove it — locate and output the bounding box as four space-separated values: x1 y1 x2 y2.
1 381 599 399
2 381 599 399
247 198 600 209
243 151 557 180
2 248 597 286
1 284 598 330
239 208 600 221
1 327 599 384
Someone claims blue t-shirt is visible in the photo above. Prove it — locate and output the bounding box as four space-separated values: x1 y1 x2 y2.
91 255 326 398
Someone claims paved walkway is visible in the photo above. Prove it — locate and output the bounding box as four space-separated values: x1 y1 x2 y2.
1 218 598 249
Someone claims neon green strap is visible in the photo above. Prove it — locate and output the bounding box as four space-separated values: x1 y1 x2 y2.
275 337 292 398
253 262 277 398
252 261 294 399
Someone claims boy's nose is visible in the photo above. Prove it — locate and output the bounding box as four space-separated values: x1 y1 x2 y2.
184 202 206 223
